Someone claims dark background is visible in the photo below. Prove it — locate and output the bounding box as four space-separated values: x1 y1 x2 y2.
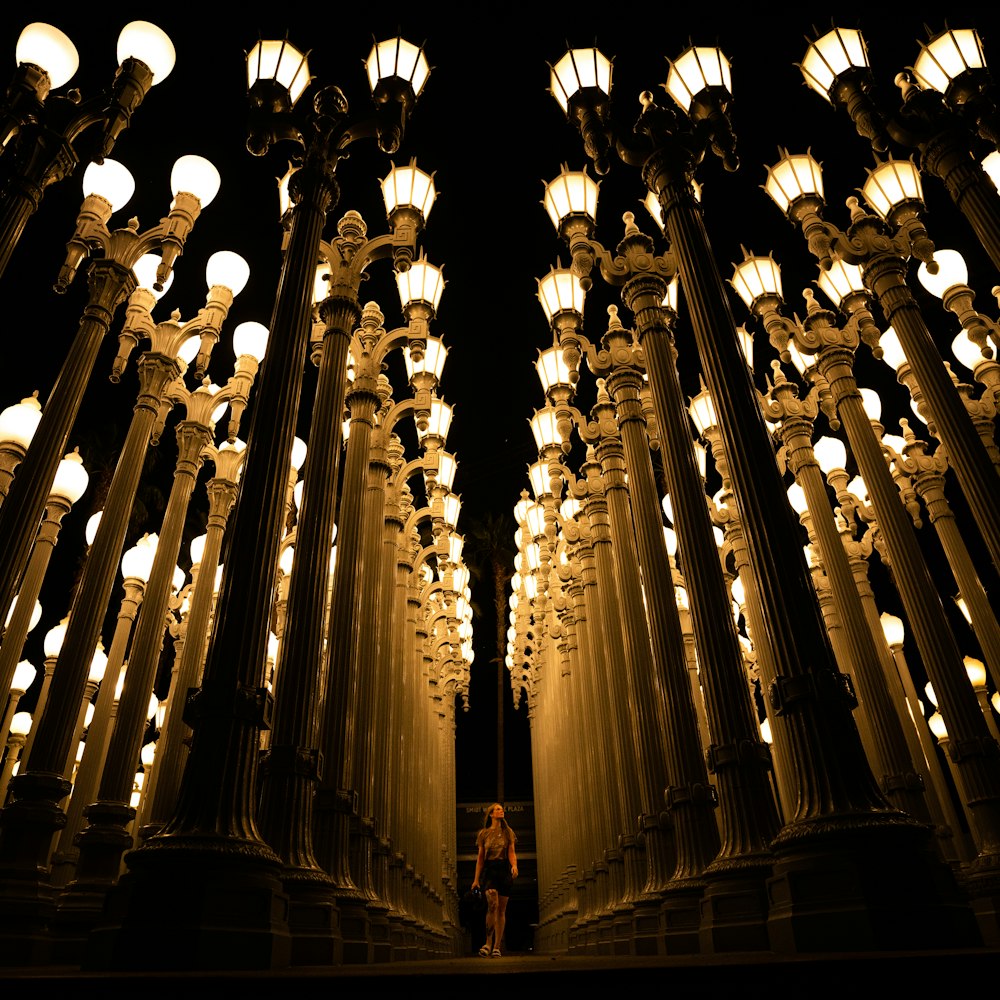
3 7 998 808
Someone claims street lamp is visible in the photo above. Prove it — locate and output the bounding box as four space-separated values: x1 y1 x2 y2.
0 21 175 279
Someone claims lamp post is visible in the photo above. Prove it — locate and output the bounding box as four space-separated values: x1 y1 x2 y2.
0 153 218 643
0 21 175 279
552 40 982 951
86 35 429 972
800 25 1000 272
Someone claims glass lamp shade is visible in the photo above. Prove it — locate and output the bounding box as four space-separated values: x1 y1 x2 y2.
381 159 436 222
140 742 157 768
764 150 824 214
525 503 546 541
848 474 870 503
170 155 221 208
878 327 908 372
436 451 458 491
442 493 462 530
278 544 295 576
731 575 745 606
817 260 865 307
661 492 674 524
536 346 572 393
404 336 447 382
550 48 613 112
117 21 175 84
813 435 847 473
171 565 186 593
290 437 307 473
89 642 108 685
730 253 782 309
913 28 986 96
420 398 453 441
528 460 550 500
543 166 599 230
664 526 678 559
132 253 173 298
397 258 444 312
50 449 89 505
0 393 42 449
189 533 206 566
43 617 68 658
688 387 717 434
917 248 967 298
447 532 464 565
176 335 202 366
952 332 985 372
983 151 1000 191
246 39 310 106
292 479 304 513
16 23 79 88
11 659 36 694
927 711 947 740
880 611 904 646
121 533 157 583
665 46 732 112
858 387 883 422
210 398 229 426
530 407 561 450
662 275 681 313
206 251 250 296
453 564 470 595
537 269 585 322
786 482 808 516
693 441 707 479
560 496 580 522
882 432 907 456
312 262 331 304
82 158 135 213
366 36 429 99
798 27 869 102
10 711 32 738
232 321 269 361
785 340 812 376
862 159 923 219
523 572 539 600
85 511 102 546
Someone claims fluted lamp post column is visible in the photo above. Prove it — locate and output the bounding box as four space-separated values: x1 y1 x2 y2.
89 35 430 973
0 20 175 279
0 152 219 643
0 450 89 700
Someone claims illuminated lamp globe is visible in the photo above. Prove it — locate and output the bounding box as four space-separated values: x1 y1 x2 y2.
176 335 201 366
11 660 36 695
381 159 436 223
366 37 429 98
984 151 1000 191
117 21 175 84
913 28 986 97
82 158 135 213
233 321 269 362
798 27 869 103
89 641 108 684
965 656 987 689
132 254 173 298
861 159 923 220
538 268 585 322
550 48 612 113
206 251 250 296
877 328 908 372
880 612 904 647
665 45 732 113
397 258 444 312
10 712 32 738
858 387 882 422
0 393 42 449
290 437 307 473
817 260 865 308
813 436 847 474
43 617 68 658
951 333 985 372
764 150 823 214
247 40 310 106
16 23 79 88
50 448 89 505
730 252 782 310
170 155 221 208
786 482 808 516
917 249 967 299
543 166 599 230
189 533 206 566
121 534 157 584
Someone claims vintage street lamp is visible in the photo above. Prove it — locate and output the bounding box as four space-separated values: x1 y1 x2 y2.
0 21 175 278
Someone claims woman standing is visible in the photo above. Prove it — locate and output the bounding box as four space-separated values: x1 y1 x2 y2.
471 802 518 957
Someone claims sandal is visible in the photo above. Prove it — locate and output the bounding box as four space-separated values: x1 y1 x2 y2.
478 945 491 957
492 948 501 957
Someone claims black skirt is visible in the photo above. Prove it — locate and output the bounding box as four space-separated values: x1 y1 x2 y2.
483 858 513 897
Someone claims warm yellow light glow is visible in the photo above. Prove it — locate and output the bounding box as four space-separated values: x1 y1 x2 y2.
798 27 869 102
817 260 865 307
535 346 573 393
247 39 310 105
913 28 986 95
404 336 447 382
0 394 42 449
688 387 717 435
665 46 732 113
82 159 135 213
880 611 905 646
381 159 436 222
862 159 923 219
16 23 79 89
397 257 444 312
550 48 612 112
813 436 847 474
232 321 269 362
530 407 562 450
730 252 782 308
917 249 968 299
170 155 221 207
878 327 908 372
543 166 599 229
538 268 585 322
117 21 175 84
366 37 429 97
51 449 89 506
764 150 824 214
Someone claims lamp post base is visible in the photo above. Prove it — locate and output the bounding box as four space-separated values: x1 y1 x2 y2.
84 841 292 971
766 817 981 953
